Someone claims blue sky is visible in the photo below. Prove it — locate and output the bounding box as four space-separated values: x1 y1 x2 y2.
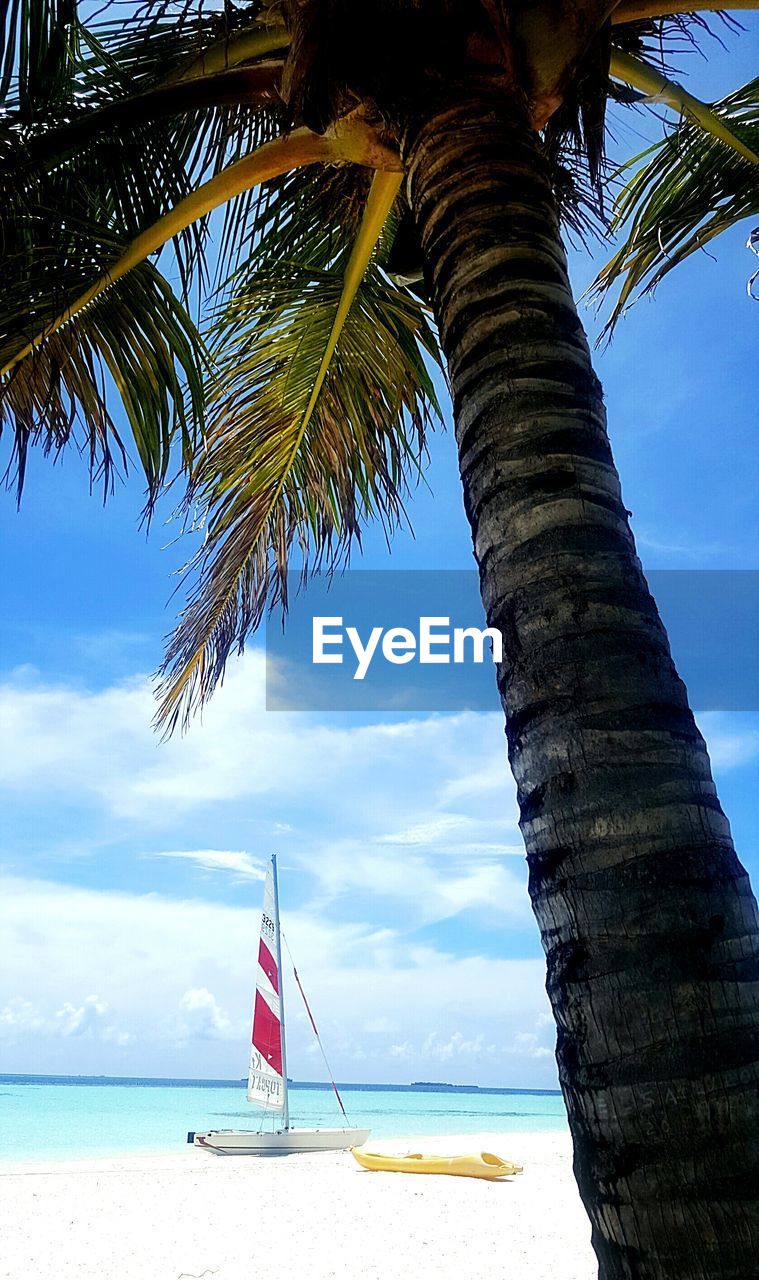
1 23 758 1089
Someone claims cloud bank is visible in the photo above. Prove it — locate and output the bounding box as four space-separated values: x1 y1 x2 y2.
0 873 555 1085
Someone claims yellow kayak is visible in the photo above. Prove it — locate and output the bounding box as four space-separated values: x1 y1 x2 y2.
351 1148 523 1180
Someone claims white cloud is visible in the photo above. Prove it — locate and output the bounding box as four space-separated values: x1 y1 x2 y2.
421 1031 497 1063
1 994 133 1047
373 813 522 855
0 654 532 933
176 987 236 1041
512 1032 553 1061
0 874 555 1086
636 532 737 561
146 850 266 880
102 1025 134 1047
0 654 517 833
0 997 45 1034
55 994 108 1037
12 655 754 1090
387 1024 553 1067
4 659 753 949
696 713 759 771
1 655 755 878
304 840 531 927
362 1017 396 1035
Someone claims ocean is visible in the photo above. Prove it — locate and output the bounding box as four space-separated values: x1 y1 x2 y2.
0 1075 567 1161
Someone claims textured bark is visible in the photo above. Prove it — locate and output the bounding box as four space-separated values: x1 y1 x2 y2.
403 91 759 1280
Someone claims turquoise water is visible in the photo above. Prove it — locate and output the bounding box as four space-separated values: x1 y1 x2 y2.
0 1076 567 1161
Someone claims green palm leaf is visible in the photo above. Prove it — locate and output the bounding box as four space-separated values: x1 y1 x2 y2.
1 4 287 300
0 150 210 499
0 260 206 500
593 75 759 327
0 117 397 507
1 0 88 114
157 171 441 729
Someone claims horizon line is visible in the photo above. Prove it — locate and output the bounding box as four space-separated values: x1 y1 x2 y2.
1 1071 562 1095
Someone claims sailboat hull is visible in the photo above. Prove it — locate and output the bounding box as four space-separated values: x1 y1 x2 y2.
193 1128 371 1156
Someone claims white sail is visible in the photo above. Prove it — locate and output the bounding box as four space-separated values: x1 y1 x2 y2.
246 863 285 1112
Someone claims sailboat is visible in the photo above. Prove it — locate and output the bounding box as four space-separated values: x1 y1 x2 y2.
191 854 370 1155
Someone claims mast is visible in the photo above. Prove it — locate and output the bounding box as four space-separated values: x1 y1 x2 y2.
271 853 290 1131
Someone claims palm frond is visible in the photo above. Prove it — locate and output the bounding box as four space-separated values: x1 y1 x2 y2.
217 157 374 286
0 127 360 505
1 69 284 297
1 117 400 507
609 49 759 165
67 10 288 203
1 0 88 115
609 10 740 70
2 114 207 280
0 1 291 296
0 260 206 501
592 75 759 330
7 66 280 172
79 4 278 97
1 127 357 380
157 173 441 730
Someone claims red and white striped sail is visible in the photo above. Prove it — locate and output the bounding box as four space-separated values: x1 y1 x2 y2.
247 864 285 1111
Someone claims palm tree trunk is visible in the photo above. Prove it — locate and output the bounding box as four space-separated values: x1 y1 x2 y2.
402 89 759 1280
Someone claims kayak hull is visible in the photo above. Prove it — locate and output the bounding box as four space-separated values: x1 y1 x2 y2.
351 1148 523 1180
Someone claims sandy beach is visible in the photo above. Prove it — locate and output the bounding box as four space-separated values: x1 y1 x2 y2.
0 1130 594 1280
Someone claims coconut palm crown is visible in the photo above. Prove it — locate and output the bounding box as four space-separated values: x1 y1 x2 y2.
2 3 758 1277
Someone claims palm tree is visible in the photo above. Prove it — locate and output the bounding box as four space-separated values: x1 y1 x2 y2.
2 2 758 1273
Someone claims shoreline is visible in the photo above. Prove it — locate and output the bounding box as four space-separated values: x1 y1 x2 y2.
0 1129 595 1280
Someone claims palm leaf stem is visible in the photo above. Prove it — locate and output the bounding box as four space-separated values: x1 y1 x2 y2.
1 120 400 379
610 49 759 165
173 24 289 82
298 169 403 439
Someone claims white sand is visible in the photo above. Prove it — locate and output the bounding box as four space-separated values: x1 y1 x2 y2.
0 1131 595 1280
